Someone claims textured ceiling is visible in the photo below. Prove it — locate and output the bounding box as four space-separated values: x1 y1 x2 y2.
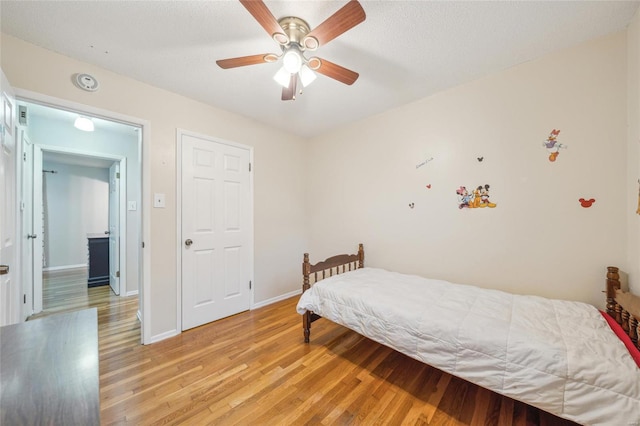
1 1 638 139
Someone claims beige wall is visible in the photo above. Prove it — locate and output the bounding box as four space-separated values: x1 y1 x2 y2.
2 23 638 337
628 9 640 294
308 32 629 308
1 34 308 340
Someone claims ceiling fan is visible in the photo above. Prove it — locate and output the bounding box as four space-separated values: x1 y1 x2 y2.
216 0 366 101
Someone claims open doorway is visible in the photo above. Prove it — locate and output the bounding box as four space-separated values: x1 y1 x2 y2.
19 101 142 336
35 152 124 316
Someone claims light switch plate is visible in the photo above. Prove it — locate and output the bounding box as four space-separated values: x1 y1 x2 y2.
153 193 165 208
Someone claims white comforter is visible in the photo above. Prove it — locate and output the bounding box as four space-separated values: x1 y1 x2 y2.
296 268 640 425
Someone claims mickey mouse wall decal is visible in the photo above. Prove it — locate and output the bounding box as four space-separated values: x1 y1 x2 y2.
409 203 415 209
456 184 497 209
579 198 595 208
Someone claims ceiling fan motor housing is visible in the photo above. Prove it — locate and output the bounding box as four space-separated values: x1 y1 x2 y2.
277 17 316 50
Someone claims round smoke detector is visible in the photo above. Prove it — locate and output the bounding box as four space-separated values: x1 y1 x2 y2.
73 73 99 92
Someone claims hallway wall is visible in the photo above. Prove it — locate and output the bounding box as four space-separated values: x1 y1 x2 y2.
42 161 108 269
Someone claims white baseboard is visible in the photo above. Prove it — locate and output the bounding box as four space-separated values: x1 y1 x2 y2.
43 264 87 272
126 290 139 297
149 329 179 344
252 289 301 310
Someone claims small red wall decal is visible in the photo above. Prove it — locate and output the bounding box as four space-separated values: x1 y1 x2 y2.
579 198 595 208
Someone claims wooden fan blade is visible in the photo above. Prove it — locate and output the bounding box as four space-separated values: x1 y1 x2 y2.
239 0 288 44
303 0 365 49
216 54 274 69
282 74 297 101
313 58 359 85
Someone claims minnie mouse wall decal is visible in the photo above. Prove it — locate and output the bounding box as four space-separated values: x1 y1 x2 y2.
456 184 497 209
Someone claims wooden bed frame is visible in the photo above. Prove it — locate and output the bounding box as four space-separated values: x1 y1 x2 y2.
302 246 640 351
302 243 364 343
606 266 640 350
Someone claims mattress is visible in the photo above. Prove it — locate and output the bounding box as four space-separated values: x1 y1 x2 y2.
296 267 640 425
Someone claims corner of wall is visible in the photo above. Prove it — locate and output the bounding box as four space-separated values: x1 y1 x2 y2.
628 8 640 294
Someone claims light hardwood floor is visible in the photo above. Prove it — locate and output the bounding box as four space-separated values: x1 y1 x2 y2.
33 269 576 425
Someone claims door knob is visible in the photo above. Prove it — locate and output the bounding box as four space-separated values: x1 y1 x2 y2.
185 239 193 246
27 234 37 239
0 265 8 275
104 231 110 235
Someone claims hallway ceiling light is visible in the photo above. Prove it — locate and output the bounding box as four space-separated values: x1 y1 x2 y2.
74 116 95 132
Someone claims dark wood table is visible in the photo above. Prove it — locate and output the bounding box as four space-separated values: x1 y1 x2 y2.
1 308 100 425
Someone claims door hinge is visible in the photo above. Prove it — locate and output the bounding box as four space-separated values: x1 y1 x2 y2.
142 242 145 248
23 152 26 162
116 270 120 278
116 172 120 179
23 294 26 304
249 163 252 172
249 280 252 290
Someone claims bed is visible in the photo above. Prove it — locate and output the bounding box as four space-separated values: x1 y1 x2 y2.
296 244 640 426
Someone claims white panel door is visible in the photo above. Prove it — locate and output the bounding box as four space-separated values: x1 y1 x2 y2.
109 162 120 295
181 133 252 331
20 128 34 320
0 69 17 326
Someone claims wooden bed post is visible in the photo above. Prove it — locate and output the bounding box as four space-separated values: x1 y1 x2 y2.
302 253 311 343
630 316 639 347
605 266 640 349
605 266 620 318
301 244 365 344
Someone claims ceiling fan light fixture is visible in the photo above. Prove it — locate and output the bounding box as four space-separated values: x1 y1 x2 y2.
299 64 317 87
273 67 292 88
74 116 95 132
282 49 302 74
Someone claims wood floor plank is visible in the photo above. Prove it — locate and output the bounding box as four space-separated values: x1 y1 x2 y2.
32 269 580 425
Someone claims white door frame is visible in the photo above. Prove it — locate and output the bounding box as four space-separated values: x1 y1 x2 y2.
19 127 34 320
34 145 127 298
175 128 254 333
15 88 151 344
